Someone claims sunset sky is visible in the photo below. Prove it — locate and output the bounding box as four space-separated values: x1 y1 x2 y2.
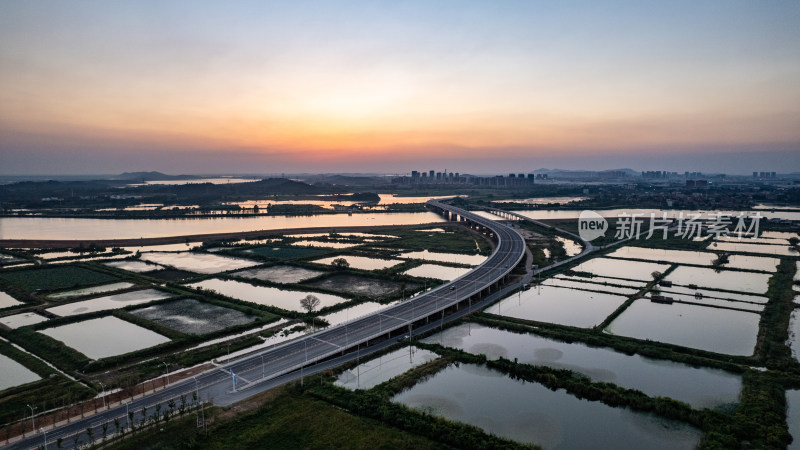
1 1 799 175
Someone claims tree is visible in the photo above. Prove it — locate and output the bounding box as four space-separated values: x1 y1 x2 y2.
56 438 63 449
300 294 321 314
85 427 94 445
113 418 120 436
331 258 349 270
651 271 663 281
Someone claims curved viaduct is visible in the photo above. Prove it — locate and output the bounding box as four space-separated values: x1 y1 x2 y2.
8 200 527 449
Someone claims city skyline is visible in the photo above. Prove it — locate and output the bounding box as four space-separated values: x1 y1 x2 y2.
2 1 799 175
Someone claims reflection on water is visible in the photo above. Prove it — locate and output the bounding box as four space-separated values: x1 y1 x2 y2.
710 241 797 256
47 288 172 317
0 311 48 329
403 264 472 281
789 309 800 363
131 298 255 334
311 255 403 271
103 260 165 273
0 212 445 240
606 300 759 356
788 390 800 450
485 285 627 328
336 346 437 390
0 291 23 308
398 250 486 266
189 278 349 312
544 278 640 296
40 316 171 359
139 252 259 274
233 265 324 284
321 301 394 326
665 266 771 295
492 196 588 205
48 282 135 299
0 354 40 391
425 323 742 409
555 236 582 257
571 258 671 281
392 363 701 449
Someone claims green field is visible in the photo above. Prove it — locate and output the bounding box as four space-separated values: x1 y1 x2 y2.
109 387 450 450
0 266 118 292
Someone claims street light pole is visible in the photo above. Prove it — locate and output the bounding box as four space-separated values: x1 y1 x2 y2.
124 402 130 431
26 404 36 434
42 428 46 449
99 382 106 408
162 362 170 387
261 355 265 379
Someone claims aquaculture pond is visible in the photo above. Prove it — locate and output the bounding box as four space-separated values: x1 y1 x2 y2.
425 323 742 409
139 252 259 274
605 300 760 356
789 308 800 363
725 254 780 272
710 241 796 256
652 292 764 312
48 282 135 299
46 289 172 317
555 236 583 257
665 266 771 295
542 278 640 296
335 346 438 390
0 291 22 308
659 286 768 304
552 274 644 288
321 301 394 326
233 265 324 284
570 258 670 281
40 316 171 359
0 354 39 391
402 264 472 281
398 250 486 266
788 390 800 450
189 278 349 312
290 240 360 249
305 274 414 299
392 363 701 449
607 247 716 266
103 260 165 273
311 255 404 271
131 299 256 334
484 285 627 328
0 311 48 329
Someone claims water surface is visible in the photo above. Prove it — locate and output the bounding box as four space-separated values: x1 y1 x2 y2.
311 255 403 271
403 264 472 281
484 285 626 328
571 258 671 281
233 265 324 284
139 252 259 274
392 363 701 449
788 390 800 450
789 309 800 363
48 282 135 300
47 288 172 317
665 266 771 295
131 299 255 334
103 260 165 273
0 291 22 308
335 346 438 390
0 354 40 391
425 323 742 409
0 212 445 240
398 250 486 266
606 300 760 355
40 316 171 359
0 311 48 328
189 278 349 312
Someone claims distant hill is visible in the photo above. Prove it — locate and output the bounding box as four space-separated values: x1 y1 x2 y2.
115 171 199 181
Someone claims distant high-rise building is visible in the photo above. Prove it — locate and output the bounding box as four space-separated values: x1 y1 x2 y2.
429 170 435 179
753 172 758 178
